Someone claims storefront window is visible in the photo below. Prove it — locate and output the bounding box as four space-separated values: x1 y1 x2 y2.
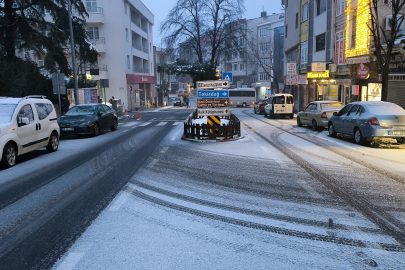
367 83 382 101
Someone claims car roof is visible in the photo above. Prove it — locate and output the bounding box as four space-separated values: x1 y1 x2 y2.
311 101 344 104
76 104 100 106
271 94 292 96
349 101 393 106
0 97 52 104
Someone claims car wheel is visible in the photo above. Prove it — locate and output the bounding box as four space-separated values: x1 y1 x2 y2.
264 111 268 117
93 123 100 137
254 108 257 114
111 118 118 131
297 117 303 127
1 143 17 168
354 128 366 145
328 123 337 137
242 103 247 107
312 120 319 131
397 138 405 144
46 132 59 152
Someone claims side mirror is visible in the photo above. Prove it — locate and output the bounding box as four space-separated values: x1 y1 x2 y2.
333 112 338 116
18 117 30 126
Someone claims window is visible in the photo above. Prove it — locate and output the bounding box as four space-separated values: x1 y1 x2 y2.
301 41 308 65
338 104 353 116
302 4 308 21
127 55 130 69
316 33 326 52
285 24 288 38
18 105 34 124
240 63 245 71
88 27 99 40
259 42 270 52
35 103 53 120
259 28 270 37
86 0 98 12
125 28 129 42
304 104 313 112
232 51 238 59
259 72 270 81
296 13 299 28
240 51 245 59
336 0 347 16
124 2 127 15
239 37 245 46
261 58 270 66
316 0 326 16
234 64 238 71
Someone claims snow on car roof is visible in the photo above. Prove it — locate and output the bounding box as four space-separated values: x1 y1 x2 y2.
0 98 23 104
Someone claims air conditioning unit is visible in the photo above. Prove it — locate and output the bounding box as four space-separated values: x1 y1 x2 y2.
330 64 337 73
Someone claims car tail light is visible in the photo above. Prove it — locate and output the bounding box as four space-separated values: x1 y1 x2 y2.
321 112 327 119
368 117 380 126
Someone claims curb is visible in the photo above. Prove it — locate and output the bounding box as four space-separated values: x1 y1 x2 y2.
182 134 244 142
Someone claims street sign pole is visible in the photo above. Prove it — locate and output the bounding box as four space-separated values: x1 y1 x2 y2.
57 76 62 117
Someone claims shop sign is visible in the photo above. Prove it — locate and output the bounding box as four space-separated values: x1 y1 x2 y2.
357 64 370 79
337 66 350 75
307 70 330 79
335 40 346 65
346 56 369 65
286 75 298 85
287 63 297 75
298 75 307 85
336 79 351 85
352 85 359 95
378 74 405 81
312 63 326 72
127 74 156 84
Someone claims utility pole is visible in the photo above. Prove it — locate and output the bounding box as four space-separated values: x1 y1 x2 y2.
68 1 79 105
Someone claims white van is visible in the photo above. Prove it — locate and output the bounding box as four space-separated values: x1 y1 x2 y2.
0 96 60 168
264 94 294 119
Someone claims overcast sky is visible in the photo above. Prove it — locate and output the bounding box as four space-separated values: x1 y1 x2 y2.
145 0 284 46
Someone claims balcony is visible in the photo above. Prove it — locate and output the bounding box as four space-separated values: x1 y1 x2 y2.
89 37 106 53
84 63 108 71
86 7 104 24
133 67 149 74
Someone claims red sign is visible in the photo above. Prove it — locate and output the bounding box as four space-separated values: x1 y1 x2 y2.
286 75 298 85
335 40 346 65
127 74 156 84
357 64 370 79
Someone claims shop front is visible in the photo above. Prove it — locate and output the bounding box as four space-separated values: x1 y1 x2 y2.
127 74 156 110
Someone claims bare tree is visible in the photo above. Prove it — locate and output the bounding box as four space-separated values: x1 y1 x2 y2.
369 0 405 101
160 0 245 68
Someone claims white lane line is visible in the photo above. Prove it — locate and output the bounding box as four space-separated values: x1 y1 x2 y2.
123 130 129 132
171 126 184 141
160 147 169 153
139 122 151 126
108 191 130 212
122 122 137 127
173 122 183 126
55 252 85 270
249 130 258 142
156 122 168 126
147 159 159 168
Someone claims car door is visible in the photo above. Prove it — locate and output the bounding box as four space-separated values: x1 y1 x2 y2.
103 105 115 127
300 104 313 125
274 96 285 114
96 106 107 130
333 104 353 133
285 96 294 114
348 105 365 135
16 104 39 154
34 102 55 147
343 105 360 135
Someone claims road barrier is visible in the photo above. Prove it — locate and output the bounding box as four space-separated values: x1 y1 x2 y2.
184 110 241 140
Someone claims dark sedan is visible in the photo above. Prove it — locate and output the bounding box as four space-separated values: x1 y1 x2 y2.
173 97 182 106
328 101 405 145
59 104 118 136
254 98 268 114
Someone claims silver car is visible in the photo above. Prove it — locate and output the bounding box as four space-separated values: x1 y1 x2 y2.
297 101 344 131
328 101 405 145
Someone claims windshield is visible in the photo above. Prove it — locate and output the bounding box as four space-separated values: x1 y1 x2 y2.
65 106 96 115
320 103 344 110
0 104 18 124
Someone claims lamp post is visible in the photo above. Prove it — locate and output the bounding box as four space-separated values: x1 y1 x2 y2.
68 1 78 105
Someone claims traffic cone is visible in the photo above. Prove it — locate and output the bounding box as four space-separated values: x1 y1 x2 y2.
137 108 141 120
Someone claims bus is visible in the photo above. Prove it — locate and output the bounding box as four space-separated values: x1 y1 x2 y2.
229 88 256 107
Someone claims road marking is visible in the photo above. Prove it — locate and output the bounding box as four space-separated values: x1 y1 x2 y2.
171 126 183 141
156 122 168 126
160 147 169 153
140 122 151 126
173 122 183 125
249 129 258 142
123 130 128 132
147 158 159 168
122 122 137 127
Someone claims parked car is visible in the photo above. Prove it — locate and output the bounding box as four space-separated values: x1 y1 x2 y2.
328 101 405 145
254 99 268 114
0 96 60 168
173 97 182 107
297 101 344 131
264 94 294 119
58 104 118 137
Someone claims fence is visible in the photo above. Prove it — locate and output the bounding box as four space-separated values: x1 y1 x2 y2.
184 110 241 140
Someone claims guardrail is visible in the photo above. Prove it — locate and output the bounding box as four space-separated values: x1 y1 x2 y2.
183 110 241 140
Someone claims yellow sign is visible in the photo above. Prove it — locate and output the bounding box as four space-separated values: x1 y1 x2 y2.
307 70 330 79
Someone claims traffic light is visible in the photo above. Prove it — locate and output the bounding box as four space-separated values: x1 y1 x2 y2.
215 66 221 79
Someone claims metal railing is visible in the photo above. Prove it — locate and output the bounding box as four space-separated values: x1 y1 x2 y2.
142 46 148 53
89 37 105 44
131 17 141 28
86 7 103 14
183 110 241 140
132 43 142 51
85 63 108 71
133 67 149 73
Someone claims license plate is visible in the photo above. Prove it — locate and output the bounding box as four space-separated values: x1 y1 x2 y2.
388 131 405 135
62 128 74 131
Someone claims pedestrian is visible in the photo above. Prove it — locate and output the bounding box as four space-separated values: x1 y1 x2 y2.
109 96 114 104
185 96 190 108
61 95 70 115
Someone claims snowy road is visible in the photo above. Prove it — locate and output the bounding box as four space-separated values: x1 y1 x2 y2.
1 105 405 269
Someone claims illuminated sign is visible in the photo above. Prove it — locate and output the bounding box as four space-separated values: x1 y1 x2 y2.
307 70 330 79
345 0 370 58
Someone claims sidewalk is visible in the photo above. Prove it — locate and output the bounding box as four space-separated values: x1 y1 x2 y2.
118 105 173 120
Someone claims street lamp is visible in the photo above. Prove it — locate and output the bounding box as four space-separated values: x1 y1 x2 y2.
68 1 78 105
